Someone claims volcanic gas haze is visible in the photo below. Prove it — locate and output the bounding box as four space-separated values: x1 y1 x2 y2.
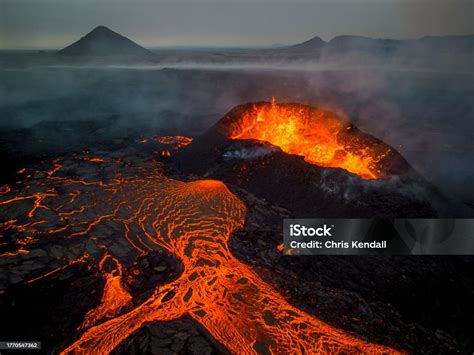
0 152 399 354
221 99 405 179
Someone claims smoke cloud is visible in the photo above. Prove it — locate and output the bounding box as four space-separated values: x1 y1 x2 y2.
0 42 473 206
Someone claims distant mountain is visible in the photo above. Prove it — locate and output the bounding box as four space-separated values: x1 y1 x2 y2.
290 36 326 50
328 35 397 49
58 26 152 58
284 33 473 70
290 34 474 53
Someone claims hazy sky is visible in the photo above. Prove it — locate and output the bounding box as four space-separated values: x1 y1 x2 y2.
0 0 473 48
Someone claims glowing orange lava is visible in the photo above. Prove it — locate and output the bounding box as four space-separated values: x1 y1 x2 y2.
79 252 132 330
0 156 400 354
62 179 396 354
156 135 193 147
227 99 389 179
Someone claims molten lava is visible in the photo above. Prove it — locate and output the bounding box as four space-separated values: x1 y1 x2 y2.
226 100 390 179
0 155 400 354
156 135 193 148
156 135 193 157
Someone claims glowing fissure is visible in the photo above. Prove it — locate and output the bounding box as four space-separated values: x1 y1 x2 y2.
0 156 399 354
228 100 389 179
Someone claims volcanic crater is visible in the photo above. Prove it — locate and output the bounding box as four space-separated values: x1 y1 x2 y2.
175 101 445 219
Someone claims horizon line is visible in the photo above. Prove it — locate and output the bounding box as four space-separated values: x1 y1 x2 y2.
1 31 473 51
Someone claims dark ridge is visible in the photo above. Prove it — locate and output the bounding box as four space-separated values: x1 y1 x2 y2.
289 33 474 51
290 36 326 50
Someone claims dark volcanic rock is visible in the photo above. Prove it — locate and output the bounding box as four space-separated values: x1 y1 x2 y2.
113 316 229 355
124 250 183 302
228 191 474 354
0 263 104 353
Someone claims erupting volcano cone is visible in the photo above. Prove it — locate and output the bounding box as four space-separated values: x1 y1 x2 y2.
217 100 411 179
175 101 441 218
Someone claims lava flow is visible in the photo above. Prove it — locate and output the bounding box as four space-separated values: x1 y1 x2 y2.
225 99 390 179
0 154 399 354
